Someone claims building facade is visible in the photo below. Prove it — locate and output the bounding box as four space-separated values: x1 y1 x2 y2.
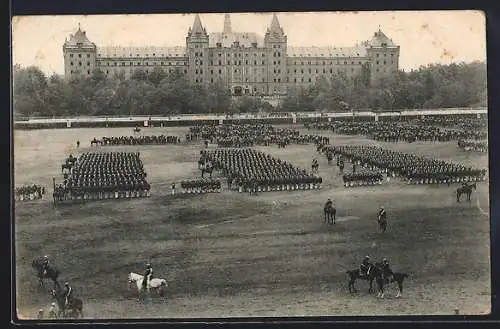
63 14 400 97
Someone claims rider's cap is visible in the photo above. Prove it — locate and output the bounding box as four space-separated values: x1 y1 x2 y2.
365 256 370 259
146 263 151 267
383 258 387 262
44 255 48 258
64 282 69 285
51 303 56 306
380 206 384 209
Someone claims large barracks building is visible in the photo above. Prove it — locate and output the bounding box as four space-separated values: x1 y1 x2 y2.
63 13 400 97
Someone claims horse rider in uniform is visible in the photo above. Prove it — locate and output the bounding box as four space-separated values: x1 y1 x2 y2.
37 309 44 319
381 258 394 283
143 263 153 291
41 255 50 276
63 282 73 308
325 198 333 209
360 256 372 278
378 206 387 222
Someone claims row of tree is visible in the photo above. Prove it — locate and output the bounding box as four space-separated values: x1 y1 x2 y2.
13 61 486 117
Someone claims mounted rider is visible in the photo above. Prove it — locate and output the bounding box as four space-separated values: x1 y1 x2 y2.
325 198 333 209
142 263 153 290
360 256 372 278
63 282 73 308
41 255 50 276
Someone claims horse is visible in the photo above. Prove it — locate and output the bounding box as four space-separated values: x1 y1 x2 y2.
369 263 409 298
61 163 72 173
457 183 477 202
324 203 336 225
346 265 377 294
50 288 83 318
90 138 101 147
32 258 60 289
378 214 388 233
128 272 168 297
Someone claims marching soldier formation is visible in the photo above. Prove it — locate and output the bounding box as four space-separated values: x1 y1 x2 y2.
15 184 45 201
322 145 487 185
343 171 384 187
457 139 488 153
306 119 487 143
188 123 330 148
53 152 151 202
180 179 222 194
200 148 323 193
91 135 181 146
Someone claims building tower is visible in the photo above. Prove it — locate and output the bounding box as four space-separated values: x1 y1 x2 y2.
365 27 400 83
223 13 232 34
264 14 287 96
63 23 97 78
186 14 210 85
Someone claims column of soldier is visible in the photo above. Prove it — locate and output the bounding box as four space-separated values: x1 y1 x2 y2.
53 152 151 203
180 179 222 194
94 135 181 146
14 184 45 201
306 119 486 142
457 139 488 153
188 123 330 148
320 146 384 187
201 148 322 193
321 145 486 185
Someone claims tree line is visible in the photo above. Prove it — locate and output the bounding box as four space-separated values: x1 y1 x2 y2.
13 61 486 118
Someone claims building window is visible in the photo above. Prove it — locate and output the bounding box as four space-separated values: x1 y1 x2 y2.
376 61 379 65
200 69 203 74
70 61 74 66
87 54 90 58
87 70 90 74
262 78 265 82
211 69 213 74
195 79 198 83
219 69 222 74
228 61 231 65
301 69 304 74
308 78 311 82
184 69 187 74
344 61 347 65
309 69 311 73
376 54 379 57
301 78 304 82
195 69 198 74
70 54 74 58
262 61 265 65
200 60 203 65
106 70 109 74
211 78 214 83
294 78 297 83
278 78 281 83
351 61 354 65
78 54 82 58
383 60 387 64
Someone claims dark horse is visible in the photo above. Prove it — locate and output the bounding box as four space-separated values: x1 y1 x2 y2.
347 263 409 298
324 203 337 224
457 183 477 202
51 288 83 318
61 163 72 173
346 265 376 293
369 263 409 298
32 258 60 289
90 138 101 147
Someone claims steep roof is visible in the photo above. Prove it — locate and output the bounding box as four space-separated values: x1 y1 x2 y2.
96 46 186 58
209 32 265 48
287 46 368 58
269 14 284 35
368 29 396 47
64 24 95 48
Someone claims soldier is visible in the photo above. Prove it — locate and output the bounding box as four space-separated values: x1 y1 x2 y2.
360 256 372 278
171 182 176 196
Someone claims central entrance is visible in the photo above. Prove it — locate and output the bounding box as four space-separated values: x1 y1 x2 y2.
233 86 243 96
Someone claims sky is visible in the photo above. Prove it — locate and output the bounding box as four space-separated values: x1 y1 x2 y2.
12 11 486 75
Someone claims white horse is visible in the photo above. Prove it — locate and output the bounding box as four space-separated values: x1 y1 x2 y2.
128 272 168 296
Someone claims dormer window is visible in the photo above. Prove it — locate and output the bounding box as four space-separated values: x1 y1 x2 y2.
381 43 387 47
